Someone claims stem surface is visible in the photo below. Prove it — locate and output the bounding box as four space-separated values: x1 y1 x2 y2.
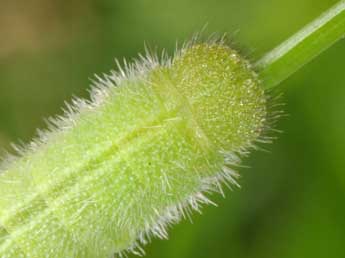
256 0 345 89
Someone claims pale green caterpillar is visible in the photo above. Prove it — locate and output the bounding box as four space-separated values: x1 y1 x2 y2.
0 41 269 258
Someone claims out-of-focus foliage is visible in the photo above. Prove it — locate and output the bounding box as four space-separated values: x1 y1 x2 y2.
0 1 344 257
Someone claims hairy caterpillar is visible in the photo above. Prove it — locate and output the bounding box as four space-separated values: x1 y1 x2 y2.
0 41 269 258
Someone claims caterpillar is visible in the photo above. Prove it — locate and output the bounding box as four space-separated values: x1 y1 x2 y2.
0 40 269 258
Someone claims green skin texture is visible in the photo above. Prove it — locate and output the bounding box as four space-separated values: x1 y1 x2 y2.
0 44 267 258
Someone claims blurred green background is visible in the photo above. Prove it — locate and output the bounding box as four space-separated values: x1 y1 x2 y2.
1 0 344 257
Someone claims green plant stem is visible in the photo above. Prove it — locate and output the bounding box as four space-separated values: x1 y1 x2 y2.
256 0 345 89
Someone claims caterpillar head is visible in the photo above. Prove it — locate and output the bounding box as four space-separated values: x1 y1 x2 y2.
170 43 267 153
